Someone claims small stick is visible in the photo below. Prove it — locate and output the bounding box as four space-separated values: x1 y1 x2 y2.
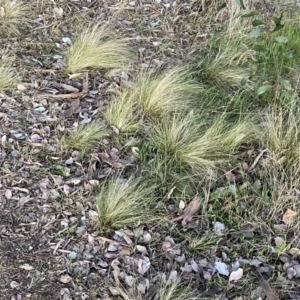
247 148 268 173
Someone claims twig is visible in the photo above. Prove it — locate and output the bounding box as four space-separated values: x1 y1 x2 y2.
247 148 269 173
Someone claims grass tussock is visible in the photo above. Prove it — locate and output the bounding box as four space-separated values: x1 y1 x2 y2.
96 177 156 229
66 24 132 74
200 41 253 92
0 0 29 36
0 64 15 92
0 50 16 91
59 121 108 156
105 90 141 133
126 67 201 118
150 113 254 174
116 277 198 300
257 99 300 180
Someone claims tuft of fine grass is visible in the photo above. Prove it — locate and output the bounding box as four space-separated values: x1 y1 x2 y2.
257 99 300 179
105 89 142 133
66 24 132 74
149 112 254 174
96 177 156 229
124 67 202 118
0 0 29 36
0 64 15 92
116 278 198 300
200 42 253 93
59 121 109 156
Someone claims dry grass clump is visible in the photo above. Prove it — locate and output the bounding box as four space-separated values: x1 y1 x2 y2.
258 99 300 178
254 99 300 223
115 277 199 300
105 89 142 133
59 121 109 156
200 42 253 92
0 0 29 36
0 64 15 91
0 50 16 91
96 177 156 228
104 67 201 132
66 24 132 74
123 68 201 118
150 113 254 174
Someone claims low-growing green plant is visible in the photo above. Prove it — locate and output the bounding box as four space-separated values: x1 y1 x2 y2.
59 121 109 156
234 0 297 101
96 177 156 229
66 24 132 74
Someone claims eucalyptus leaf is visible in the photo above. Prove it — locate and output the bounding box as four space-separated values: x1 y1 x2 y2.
272 14 283 26
257 85 272 95
253 45 267 52
240 10 259 17
274 36 288 43
235 0 246 9
241 75 250 86
249 27 265 38
218 2 226 10
279 76 292 91
273 24 284 32
252 20 264 26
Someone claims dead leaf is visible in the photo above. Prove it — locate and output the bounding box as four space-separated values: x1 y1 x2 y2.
109 287 120 296
179 200 185 211
162 241 172 251
288 247 300 257
59 274 73 283
136 245 148 255
119 247 132 256
203 271 212 280
111 125 120 135
253 269 280 300
0 7 5 17
142 232 151 243
137 278 149 294
132 147 139 157
138 257 150 275
40 74 88 99
168 270 178 284
60 83 79 93
225 171 240 182
171 195 201 226
20 263 34 271
282 208 297 225
63 184 70 196
82 73 89 93
62 98 80 118
111 259 121 285
5 189 12 199
41 92 84 99
98 151 110 160
17 84 27 91
68 73 83 79
277 156 286 165
10 281 20 288
229 268 243 282
53 7 63 17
